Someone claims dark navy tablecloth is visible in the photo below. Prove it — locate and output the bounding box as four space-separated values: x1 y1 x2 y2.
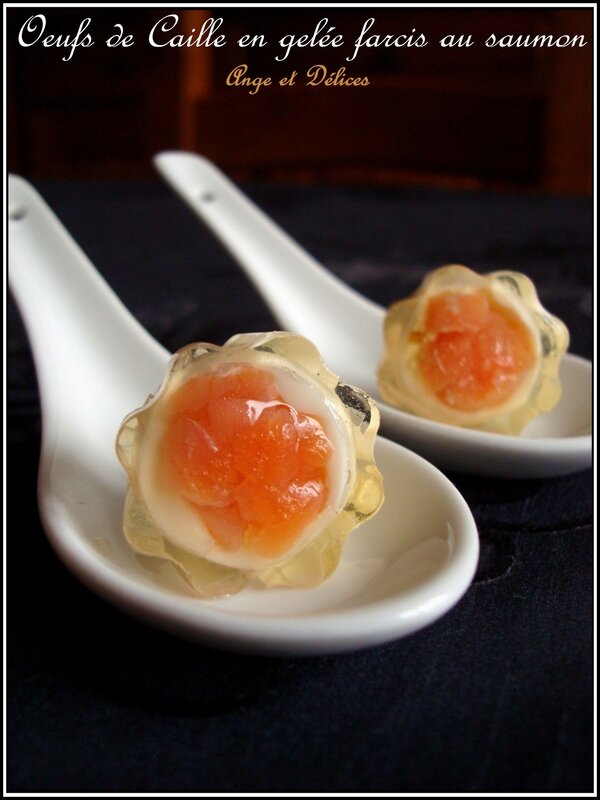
7 180 594 793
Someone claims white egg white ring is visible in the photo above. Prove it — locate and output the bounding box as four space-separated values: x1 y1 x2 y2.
136 349 356 571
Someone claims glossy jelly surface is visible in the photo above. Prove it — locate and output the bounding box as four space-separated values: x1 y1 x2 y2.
116 332 384 597
161 365 332 558
378 265 569 434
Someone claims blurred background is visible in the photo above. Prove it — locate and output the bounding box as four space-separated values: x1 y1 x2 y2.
7 6 593 195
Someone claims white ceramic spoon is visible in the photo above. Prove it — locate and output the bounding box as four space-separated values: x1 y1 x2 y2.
155 151 592 479
8 175 479 656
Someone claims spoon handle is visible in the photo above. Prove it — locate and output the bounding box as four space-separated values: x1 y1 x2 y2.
154 151 383 382
8 176 168 415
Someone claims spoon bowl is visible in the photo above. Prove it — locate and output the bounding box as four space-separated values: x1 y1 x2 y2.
155 151 592 479
8 175 479 656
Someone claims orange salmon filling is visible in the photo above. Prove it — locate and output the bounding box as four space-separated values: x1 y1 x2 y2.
160 365 333 558
416 289 537 413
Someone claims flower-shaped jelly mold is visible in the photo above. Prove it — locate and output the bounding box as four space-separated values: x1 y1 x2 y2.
378 265 569 435
116 332 384 598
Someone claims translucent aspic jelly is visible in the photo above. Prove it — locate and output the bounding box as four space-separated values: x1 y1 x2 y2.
378 265 569 434
117 332 383 597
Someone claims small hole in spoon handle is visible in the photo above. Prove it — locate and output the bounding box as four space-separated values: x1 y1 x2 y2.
199 192 216 203
9 205 27 221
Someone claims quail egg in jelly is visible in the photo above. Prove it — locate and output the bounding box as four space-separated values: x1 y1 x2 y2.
116 332 384 597
378 265 569 435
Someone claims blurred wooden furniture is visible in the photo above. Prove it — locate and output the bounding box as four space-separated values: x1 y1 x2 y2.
180 9 592 193
8 8 592 193
7 10 180 179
